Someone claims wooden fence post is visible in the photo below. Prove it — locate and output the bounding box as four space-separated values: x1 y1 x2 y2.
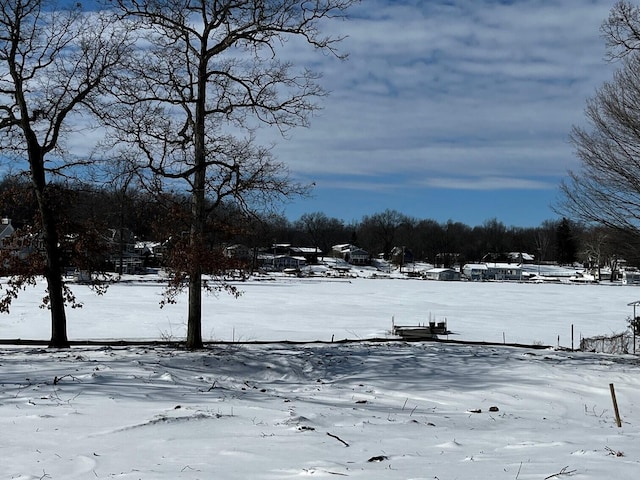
610 383 622 427
571 324 574 351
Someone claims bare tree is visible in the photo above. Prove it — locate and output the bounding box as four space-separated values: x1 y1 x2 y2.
579 226 613 279
0 1 133 347
479 217 507 257
560 1 640 234
104 0 356 349
295 212 346 255
359 209 410 260
534 221 554 264
602 0 640 59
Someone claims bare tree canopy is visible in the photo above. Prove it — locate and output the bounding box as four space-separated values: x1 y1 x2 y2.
0 0 134 347
602 0 640 59
100 0 358 348
559 1 640 235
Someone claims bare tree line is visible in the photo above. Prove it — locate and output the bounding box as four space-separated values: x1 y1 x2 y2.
2 176 634 276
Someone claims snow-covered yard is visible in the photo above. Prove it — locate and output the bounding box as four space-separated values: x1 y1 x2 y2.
1 274 640 479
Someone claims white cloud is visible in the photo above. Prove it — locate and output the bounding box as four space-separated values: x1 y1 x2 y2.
419 175 556 191
266 0 618 196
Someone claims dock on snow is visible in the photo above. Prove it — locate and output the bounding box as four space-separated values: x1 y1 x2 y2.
391 318 450 340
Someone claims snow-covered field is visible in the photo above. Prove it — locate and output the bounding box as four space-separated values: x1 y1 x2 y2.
2 273 640 479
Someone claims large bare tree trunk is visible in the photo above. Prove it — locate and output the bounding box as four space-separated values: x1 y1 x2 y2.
187 273 203 348
186 50 209 350
44 240 69 348
186 180 205 349
29 147 69 348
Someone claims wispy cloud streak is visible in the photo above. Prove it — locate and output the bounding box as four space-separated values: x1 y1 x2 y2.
271 0 616 200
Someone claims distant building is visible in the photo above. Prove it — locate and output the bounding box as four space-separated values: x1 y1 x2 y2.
462 262 522 281
462 263 488 281
274 255 306 271
622 270 640 285
391 246 414 265
424 268 461 281
0 218 15 246
257 253 306 271
135 241 166 267
104 228 141 274
486 263 523 281
263 244 321 264
288 246 322 264
331 244 370 266
224 244 252 261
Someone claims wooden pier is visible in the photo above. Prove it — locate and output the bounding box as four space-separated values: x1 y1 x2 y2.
392 319 450 340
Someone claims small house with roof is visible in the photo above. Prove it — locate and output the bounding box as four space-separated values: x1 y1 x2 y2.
486 262 523 281
462 263 488 281
331 244 370 266
424 267 461 281
0 218 15 246
224 244 252 261
274 255 306 271
288 246 322 264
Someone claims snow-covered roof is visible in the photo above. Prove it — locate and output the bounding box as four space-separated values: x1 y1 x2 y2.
135 241 162 249
463 263 488 270
290 246 321 254
486 262 522 270
507 252 535 261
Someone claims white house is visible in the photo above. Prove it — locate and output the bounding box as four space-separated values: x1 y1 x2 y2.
486 263 523 281
463 262 523 281
462 263 488 281
424 268 461 281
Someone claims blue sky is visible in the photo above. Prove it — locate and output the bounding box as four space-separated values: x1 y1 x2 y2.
264 0 619 227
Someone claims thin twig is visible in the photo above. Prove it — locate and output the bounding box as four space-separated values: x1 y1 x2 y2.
605 446 625 457
326 432 349 447
544 466 576 479
53 374 81 385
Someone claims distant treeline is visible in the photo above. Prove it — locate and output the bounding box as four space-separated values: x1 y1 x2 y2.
1 175 637 268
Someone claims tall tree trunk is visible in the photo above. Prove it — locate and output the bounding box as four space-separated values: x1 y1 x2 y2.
186 175 205 349
30 148 69 348
185 46 208 350
187 266 203 348
44 242 69 348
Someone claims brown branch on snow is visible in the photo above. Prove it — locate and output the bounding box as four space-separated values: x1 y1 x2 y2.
605 446 625 457
326 432 349 447
544 466 577 479
53 374 81 385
